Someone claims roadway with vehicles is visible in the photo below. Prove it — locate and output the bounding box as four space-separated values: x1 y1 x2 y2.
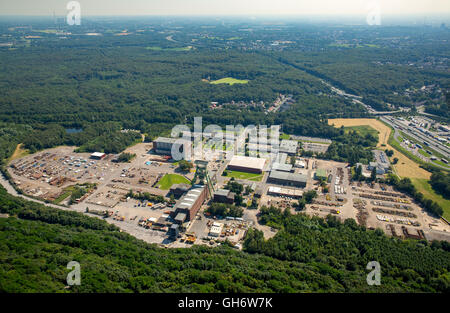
380 116 450 162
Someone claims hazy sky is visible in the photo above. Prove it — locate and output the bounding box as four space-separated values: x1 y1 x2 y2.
1 0 449 16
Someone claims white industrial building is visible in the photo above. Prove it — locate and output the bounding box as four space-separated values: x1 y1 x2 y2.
227 155 266 173
209 222 223 237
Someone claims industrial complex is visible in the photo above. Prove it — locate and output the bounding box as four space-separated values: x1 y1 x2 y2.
4 123 450 249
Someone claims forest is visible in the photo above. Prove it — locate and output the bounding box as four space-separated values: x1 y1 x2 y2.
0 43 373 163
0 186 449 293
430 171 450 200
244 206 450 292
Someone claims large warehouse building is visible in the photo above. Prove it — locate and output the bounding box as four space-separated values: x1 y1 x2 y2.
153 137 190 159
279 140 298 155
268 170 307 187
173 185 207 223
227 155 266 174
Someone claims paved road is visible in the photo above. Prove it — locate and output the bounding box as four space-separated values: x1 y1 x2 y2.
380 116 450 171
383 116 450 158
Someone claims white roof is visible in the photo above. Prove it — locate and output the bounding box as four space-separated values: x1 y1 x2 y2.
228 155 266 171
91 152 105 157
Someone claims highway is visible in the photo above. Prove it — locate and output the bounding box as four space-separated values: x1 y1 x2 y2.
380 116 450 161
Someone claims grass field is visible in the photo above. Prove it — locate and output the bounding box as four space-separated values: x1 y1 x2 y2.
223 170 263 182
343 125 379 141
52 187 75 204
280 133 290 140
156 174 191 190
411 178 450 220
328 118 430 179
210 77 249 85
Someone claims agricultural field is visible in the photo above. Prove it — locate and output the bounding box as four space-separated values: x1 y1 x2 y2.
223 170 263 181
209 77 249 85
328 118 430 179
156 173 191 190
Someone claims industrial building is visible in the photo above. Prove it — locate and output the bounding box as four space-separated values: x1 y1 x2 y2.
170 183 191 199
267 186 303 198
169 224 180 238
213 189 235 204
370 150 390 174
90 152 106 160
267 170 307 187
295 159 307 168
279 140 298 155
153 137 190 158
227 155 266 174
173 185 207 223
209 222 223 237
368 162 389 175
271 162 293 172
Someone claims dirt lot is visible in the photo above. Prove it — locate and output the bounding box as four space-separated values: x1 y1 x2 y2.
328 118 430 179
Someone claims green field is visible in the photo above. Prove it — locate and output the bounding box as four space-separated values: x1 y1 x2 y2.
344 125 379 141
156 174 191 190
411 178 450 220
210 77 249 85
223 170 263 182
280 133 290 140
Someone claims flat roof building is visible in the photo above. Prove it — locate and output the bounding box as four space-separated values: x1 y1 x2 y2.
279 140 298 155
90 152 106 160
268 186 303 198
368 162 388 175
209 222 223 237
268 170 307 188
213 189 235 204
174 185 207 222
154 137 190 159
169 224 180 238
295 159 306 168
227 155 266 174
271 162 293 172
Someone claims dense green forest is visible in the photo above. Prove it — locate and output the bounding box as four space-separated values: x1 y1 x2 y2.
0 45 374 162
244 206 450 292
21 122 142 154
0 186 449 292
430 171 450 200
0 123 31 166
280 48 450 115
